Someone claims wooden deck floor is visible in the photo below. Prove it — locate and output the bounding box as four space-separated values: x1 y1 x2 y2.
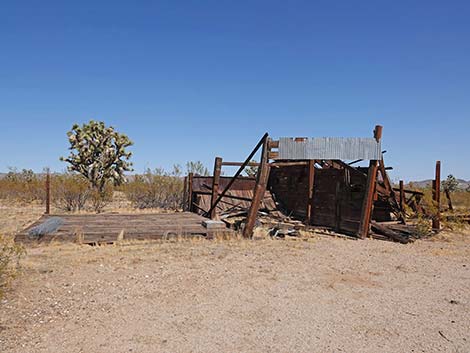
15 212 232 245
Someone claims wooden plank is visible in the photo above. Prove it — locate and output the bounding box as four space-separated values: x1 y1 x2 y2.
358 125 382 238
306 160 315 224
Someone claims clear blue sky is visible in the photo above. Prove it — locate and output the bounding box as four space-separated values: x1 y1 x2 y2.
1 0 469 181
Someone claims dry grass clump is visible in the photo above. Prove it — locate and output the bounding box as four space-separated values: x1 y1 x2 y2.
0 234 25 299
122 168 184 210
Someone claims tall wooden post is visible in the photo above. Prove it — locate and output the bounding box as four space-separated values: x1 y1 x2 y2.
182 176 188 211
432 161 441 230
45 172 51 215
187 172 194 212
243 137 270 238
358 125 382 238
306 160 315 224
399 180 405 212
210 157 222 219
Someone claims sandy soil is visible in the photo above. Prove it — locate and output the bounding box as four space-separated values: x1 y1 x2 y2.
1 223 469 352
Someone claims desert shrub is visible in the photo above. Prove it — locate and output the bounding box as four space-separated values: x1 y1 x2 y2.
0 234 25 299
0 168 45 202
413 215 433 237
89 184 114 213
123 167 184 210
52 174 91 211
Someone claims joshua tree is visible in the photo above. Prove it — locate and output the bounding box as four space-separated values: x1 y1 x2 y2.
244 160 258 178
60 120 133 194
442 174 459 211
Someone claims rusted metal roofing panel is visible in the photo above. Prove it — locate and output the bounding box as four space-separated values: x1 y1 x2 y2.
278 137 382 160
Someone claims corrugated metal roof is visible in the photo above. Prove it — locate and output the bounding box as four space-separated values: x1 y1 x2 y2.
278 137 382 160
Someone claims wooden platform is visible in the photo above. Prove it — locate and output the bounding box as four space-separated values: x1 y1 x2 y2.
15 212 233 245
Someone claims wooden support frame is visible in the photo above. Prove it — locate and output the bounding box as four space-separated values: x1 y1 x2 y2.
210 157 223 219
204 133 269 218
432 161 441 230
358 125 382 238
306 160 315 224
243 137 271 238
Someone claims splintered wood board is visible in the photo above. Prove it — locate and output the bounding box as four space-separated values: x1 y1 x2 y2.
15 212 232 245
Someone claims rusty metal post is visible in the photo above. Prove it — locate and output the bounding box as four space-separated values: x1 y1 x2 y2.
432 161 441 230
306 160 315 224
188 172 194 212
358 125 382 238
210 157 222 219
243 137 271 238
399 180 405 212
45 172 51 215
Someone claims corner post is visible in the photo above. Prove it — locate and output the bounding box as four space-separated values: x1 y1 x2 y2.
358 125 382 238
210 157 223 219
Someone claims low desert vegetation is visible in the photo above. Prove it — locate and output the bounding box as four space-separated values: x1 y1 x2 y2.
0 234 24 299
122 167 184 210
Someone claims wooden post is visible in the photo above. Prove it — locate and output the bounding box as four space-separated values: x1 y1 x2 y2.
182 176 188 211
210 157 222 219
45 172 51 215
306 160 315 224
358 125 382 238
399 180 405 212
188 173 194 212
432 161 441 230
243 137 271 238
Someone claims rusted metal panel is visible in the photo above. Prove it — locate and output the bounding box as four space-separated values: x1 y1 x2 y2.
278 137 382 160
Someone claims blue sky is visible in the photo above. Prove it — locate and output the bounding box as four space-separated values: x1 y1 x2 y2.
1 0 469 181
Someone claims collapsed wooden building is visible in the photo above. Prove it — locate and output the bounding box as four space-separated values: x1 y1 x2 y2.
184 125 439 243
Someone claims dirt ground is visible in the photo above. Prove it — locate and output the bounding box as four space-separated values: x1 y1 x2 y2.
1 203 469 352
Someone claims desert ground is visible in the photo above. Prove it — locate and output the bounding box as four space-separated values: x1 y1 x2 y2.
1 201 469 353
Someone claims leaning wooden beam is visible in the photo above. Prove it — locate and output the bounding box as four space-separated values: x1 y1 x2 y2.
358 125 382 238
243 137 271 238
432 160 441 230
210 157 223 219
204 133 269 218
